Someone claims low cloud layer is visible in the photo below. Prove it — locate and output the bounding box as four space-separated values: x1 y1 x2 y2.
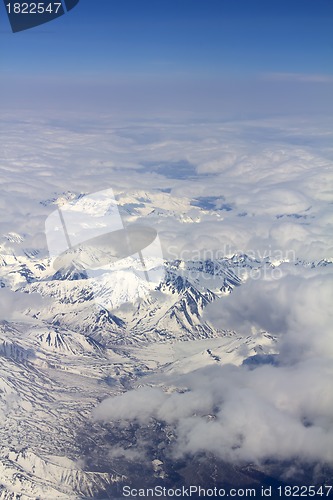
1 115 332 263
205 265 333 360
0 288 49 322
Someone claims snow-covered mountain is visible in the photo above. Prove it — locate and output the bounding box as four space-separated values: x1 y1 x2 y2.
0 191 331 498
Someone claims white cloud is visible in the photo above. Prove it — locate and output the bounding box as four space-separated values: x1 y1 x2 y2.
1 115 332 263
0 288 50 322
93 386 167 424
205 266 333 358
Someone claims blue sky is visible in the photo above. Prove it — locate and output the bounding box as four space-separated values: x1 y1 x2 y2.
1 0 332 116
